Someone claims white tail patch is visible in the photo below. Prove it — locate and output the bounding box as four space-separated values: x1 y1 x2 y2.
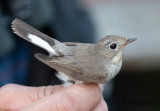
27 34 57 55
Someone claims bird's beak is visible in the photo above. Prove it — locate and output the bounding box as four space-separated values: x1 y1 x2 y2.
123 38 137 46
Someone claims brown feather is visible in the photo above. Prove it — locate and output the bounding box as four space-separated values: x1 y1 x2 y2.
11 19 55 47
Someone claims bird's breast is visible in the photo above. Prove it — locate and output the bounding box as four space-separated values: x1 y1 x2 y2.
105 60 122 81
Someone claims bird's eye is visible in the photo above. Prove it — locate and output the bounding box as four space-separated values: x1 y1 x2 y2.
110 43 117 49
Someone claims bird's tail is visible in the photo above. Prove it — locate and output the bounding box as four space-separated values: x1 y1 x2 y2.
11 19 65 56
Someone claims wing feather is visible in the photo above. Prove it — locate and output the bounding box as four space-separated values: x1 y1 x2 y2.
34 53 83 75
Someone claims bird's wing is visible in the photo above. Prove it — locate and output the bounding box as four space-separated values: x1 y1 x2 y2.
64 42 78 46
64 42 93 46
34 53 84 75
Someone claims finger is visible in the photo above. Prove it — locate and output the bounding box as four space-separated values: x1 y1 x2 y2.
0 84 62 110
0 84 34 111
22 84 102 111
0 83 102 111
92 98 108 111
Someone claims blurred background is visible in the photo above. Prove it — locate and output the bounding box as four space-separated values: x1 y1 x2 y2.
0 0 160 111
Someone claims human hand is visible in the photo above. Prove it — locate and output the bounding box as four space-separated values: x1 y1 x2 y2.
0 84 108 111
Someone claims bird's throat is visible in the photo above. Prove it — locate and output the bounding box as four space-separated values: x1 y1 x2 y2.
111 54 122 64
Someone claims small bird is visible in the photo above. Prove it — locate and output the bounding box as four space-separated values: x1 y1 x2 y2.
11 19 136 84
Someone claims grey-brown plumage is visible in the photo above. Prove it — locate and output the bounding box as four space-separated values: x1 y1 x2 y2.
12 19 55 47
11 18 136 84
